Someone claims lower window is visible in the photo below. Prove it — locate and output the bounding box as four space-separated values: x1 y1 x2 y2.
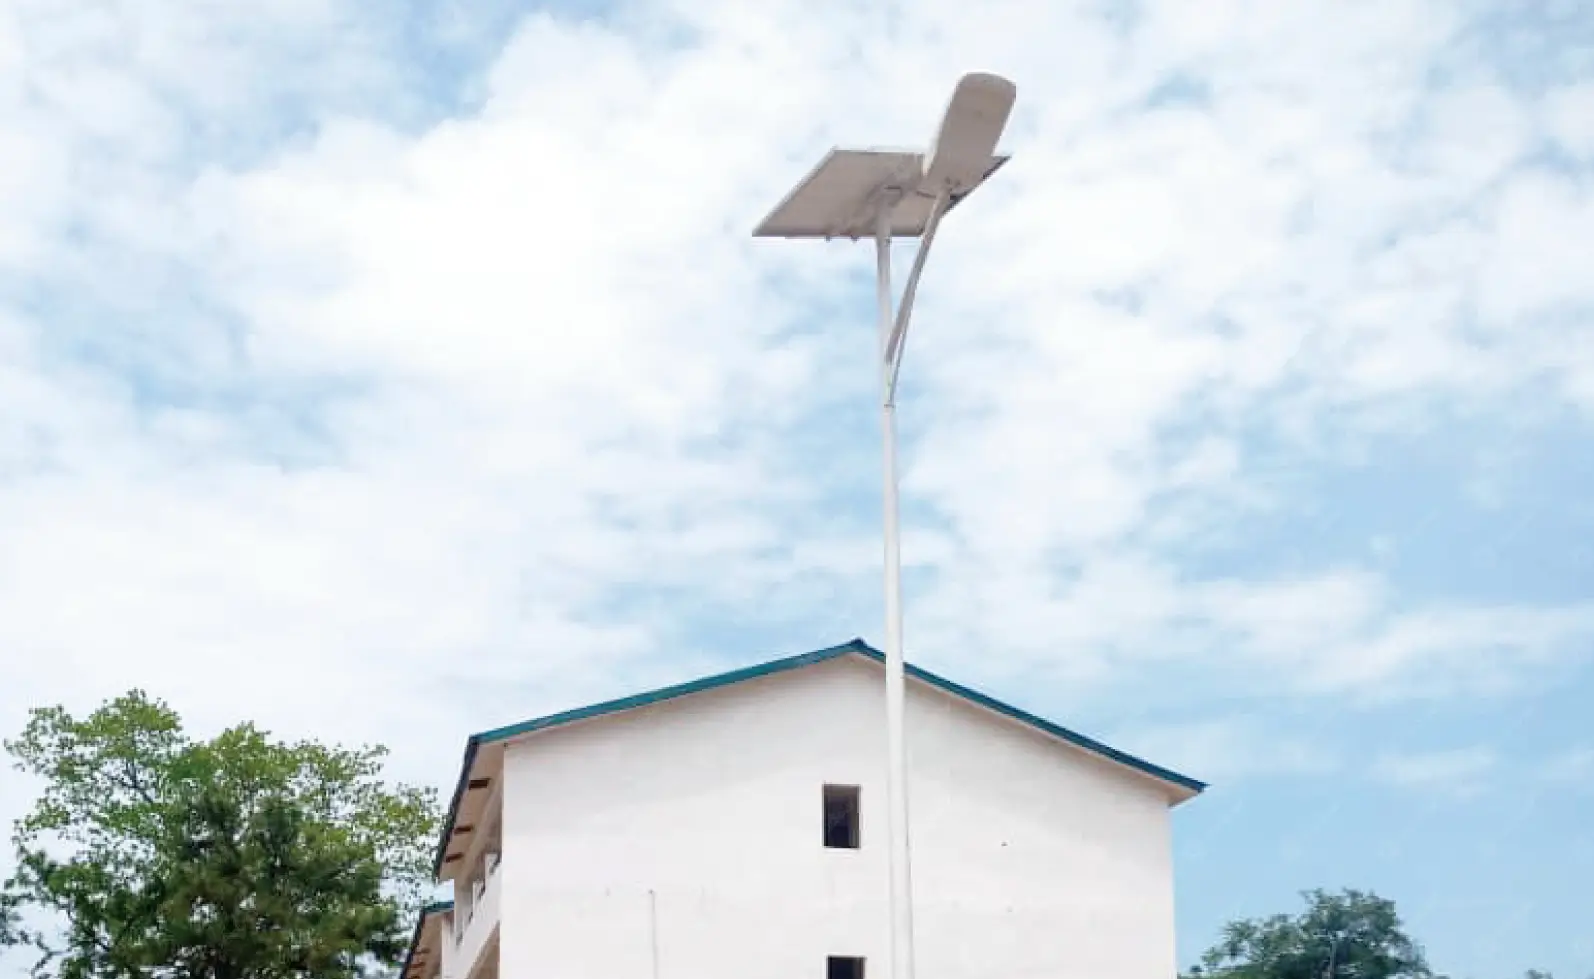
828 957 865 979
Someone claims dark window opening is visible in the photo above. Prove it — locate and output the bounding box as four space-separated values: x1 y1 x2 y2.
823 784 860 849
828 957 865 979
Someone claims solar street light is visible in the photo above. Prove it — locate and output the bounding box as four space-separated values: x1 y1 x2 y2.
754 71 1017 979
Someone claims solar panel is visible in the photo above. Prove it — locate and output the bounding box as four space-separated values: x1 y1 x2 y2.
752 148 1009 240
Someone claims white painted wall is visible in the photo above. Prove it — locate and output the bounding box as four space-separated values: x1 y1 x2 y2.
498 654 1181 979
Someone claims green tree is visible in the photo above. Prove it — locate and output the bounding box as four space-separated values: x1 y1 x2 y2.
1185 888 1433 979
1 884 20 948
1 690 440 979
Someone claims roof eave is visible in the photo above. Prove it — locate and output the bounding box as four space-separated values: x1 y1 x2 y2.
397 901 453 979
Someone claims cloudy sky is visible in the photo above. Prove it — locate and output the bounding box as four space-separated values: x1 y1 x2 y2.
2 0 1592 975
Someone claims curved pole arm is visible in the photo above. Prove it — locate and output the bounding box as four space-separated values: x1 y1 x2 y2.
882 190 951 405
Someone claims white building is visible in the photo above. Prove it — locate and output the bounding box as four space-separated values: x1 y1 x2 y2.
401 639 1204 979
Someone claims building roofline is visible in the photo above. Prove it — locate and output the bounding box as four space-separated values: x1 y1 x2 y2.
398 900 453 979
429 638 1206 875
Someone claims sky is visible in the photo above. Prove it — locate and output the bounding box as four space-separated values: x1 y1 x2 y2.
1 0 1592 976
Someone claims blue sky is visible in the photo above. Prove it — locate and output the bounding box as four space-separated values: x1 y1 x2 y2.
1 0 1592 977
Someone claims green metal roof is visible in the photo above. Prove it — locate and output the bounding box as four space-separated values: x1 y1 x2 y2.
430 638 1205 875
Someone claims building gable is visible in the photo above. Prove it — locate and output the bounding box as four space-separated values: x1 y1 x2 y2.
431 638 1204 877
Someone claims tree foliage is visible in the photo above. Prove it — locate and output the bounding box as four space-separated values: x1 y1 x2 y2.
1 690 441 979
1185 888 1433 979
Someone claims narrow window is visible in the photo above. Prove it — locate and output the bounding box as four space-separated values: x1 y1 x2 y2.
822 784 860 849
828 957 865 979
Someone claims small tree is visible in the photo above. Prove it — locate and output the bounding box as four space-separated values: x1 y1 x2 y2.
1185 888 1432 979
1 690 441 979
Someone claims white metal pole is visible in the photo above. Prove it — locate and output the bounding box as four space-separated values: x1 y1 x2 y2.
875 196 916 979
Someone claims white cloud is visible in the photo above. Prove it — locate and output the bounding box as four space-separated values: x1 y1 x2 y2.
1536 747 1594 785
1544 83 1594 160
1372 747 1499 795
910 558 1594 703
0 0 1591 910
1111 717 1339 784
